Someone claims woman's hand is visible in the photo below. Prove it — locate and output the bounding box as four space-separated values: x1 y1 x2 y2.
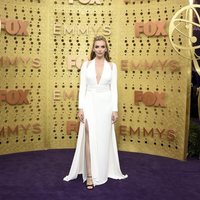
112 111 118 124
196 87 200 96
78 109 84 123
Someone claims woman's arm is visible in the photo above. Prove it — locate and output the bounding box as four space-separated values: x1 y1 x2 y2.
111 63 118 112
78 62 87 123
111 63 118 123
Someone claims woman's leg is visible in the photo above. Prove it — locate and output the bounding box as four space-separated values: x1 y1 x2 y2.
85 120 93 189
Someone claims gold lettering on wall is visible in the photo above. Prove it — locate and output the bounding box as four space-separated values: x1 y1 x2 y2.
123 0 131 3
53 90 77 101
0 56 41 68
134 91 166 107
0 19 29 36
135 21 168 38
119 125 176 142
66 121 79 135
53 24 111 36
32 58 41 68
67 56 88 69
120 59 181 72
0 90 30 105
0 123 42 138
68 0 101 5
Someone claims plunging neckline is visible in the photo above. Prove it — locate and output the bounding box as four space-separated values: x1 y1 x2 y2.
95 59 105 85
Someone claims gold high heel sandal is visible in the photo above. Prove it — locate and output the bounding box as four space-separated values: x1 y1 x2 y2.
86 176 94 190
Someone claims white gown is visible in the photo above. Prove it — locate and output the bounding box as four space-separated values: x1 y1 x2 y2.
63 58 128 186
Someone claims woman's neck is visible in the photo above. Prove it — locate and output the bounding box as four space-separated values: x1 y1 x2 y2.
95 56 104 62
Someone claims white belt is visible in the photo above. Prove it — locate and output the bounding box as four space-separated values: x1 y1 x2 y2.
87 85 110 93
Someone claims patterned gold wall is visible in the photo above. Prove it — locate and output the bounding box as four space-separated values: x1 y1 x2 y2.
0 0 49 154
0 0 191 160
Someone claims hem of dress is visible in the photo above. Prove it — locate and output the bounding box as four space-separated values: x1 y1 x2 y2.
63 176 71 182
108 174 128 180
63 174 128 186
82 174 128 186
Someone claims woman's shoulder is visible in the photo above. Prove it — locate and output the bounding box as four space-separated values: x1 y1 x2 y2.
82 60 90 65
107 61 116 70
81 60 92 69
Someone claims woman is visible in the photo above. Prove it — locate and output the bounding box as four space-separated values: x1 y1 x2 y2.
63 35 128 189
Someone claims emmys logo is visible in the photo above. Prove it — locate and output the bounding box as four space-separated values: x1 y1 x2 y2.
120 59 180 72
0 56 41 68
68 0 101 4
54 24 111 36
0 19 29 36
0 123 41 138
119 125 176 142
53 90 76 101
169 4 200 74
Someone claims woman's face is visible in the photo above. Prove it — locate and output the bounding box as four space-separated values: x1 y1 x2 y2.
93 40 107 58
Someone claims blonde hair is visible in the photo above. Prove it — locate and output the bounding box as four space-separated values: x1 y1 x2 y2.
90 35 111 62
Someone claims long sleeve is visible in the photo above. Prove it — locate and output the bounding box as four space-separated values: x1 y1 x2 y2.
78 61 87 109
111 63 118 112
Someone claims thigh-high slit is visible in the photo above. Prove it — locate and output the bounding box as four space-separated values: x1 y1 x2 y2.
85 119 92 177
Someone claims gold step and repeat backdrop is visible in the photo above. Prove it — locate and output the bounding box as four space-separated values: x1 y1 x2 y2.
0 0 192 160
